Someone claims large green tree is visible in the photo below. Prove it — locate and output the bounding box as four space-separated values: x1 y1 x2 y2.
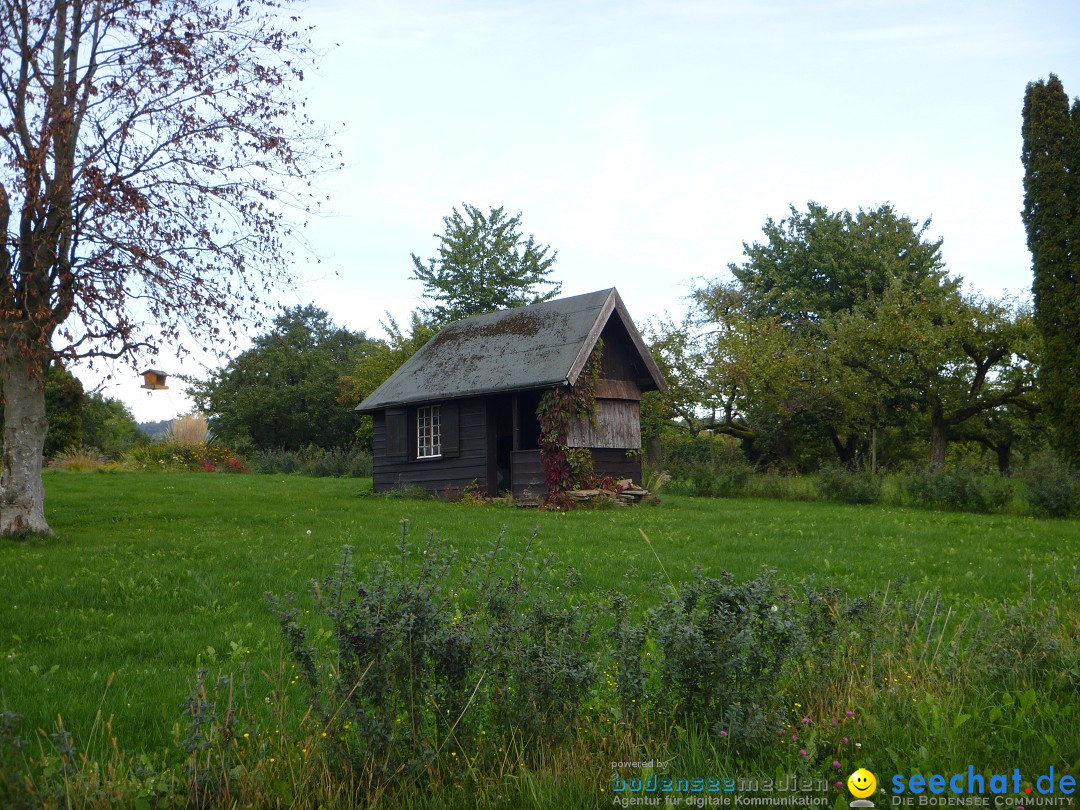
411 204 560 325
832 286 1038 471
190 306 373 451
340 311 439 449
1022 74 1080 464
731 202 949 323
81 393 144 457
724 202 953 468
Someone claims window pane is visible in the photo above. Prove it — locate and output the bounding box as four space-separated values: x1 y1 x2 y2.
417 405 441 458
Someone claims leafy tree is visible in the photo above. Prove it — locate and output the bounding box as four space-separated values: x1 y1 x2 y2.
833 286 1038 471
0 0 323 535
411 204 560 325
644 282 829 468
1022 74 1080 465
341 311 439 448
731 201 949 323
43 363 85 456
724 202 956 467
190 306 372 452
952 404 1042 475
82 393 144 457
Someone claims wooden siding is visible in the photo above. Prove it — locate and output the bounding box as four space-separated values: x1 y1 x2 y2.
598 317 654 390
509 448 642 499
591 448 643 483
511 450 545 501
568 399 642 449
372 398 489 494
595 378 641 400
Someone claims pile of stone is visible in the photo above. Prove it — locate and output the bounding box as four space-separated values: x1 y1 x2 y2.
565 479 652 506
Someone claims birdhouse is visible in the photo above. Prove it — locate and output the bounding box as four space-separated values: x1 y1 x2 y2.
141 369 169 390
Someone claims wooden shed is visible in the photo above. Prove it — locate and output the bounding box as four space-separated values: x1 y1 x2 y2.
355 288 667 499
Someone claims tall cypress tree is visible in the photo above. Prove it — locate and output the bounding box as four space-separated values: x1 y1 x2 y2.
1022 75 1080 464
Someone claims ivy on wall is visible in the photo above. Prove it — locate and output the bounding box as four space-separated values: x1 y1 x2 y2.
537 340 603 506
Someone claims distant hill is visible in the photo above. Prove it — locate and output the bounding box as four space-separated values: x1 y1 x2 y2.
138 419 172 438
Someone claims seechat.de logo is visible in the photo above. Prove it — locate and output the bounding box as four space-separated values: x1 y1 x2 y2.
848 767 877 807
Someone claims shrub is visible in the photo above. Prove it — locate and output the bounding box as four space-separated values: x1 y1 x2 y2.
613 569 804 752
1022 454 1077 518
248 446 372 477
269 526 598 797
900 465 1012 513
124 440 247 472
166 413 211 444
817 466 881 504
661 433 753 497
51 446 108 471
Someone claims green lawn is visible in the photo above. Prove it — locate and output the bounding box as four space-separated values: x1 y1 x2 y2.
1 471 1077 759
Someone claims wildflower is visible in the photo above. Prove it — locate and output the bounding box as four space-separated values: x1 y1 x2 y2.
801 716 811 726
842 737 849 745
833 761 842 770
835 781 844 790
720 730 728 737
845 710 854 717
799 748 807 758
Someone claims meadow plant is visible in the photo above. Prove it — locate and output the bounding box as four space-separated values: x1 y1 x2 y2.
269 524 599 801
124 440 247 472
816 465 882 504
166 413 211 445
1022 453 1077 517
51 446 108 471
248 445 373 477
900 464 1012 513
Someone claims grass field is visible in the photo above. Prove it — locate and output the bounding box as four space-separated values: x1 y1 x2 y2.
1 471 1078 807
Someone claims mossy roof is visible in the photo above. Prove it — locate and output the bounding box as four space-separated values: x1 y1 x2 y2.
355 288 665 412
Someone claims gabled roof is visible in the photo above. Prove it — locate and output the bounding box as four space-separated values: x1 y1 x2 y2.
356 288 666 412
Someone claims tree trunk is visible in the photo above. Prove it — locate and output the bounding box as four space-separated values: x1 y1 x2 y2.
830 429 859 469
996 442 1012 476
929 405 948 473
1 350 52 535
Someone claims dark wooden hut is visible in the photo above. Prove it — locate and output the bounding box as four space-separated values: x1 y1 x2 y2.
355 288 667 499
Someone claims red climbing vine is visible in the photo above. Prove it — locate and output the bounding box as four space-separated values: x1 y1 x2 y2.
537 340 604 507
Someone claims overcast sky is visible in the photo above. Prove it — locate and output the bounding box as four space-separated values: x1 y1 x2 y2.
86 0 1080 422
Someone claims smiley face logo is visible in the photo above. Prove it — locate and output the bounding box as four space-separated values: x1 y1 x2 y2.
847 768 877 799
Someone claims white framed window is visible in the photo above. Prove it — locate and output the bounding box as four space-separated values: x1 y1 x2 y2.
417 405 441 458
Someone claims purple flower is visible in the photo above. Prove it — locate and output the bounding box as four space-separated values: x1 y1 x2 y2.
720 730 728 737
830 719 838 727
833 760 842 770
835 781 845 791
842 737 850 745
801 716 811 726
790 734 797 742
799 748 807 758
845 710 854 718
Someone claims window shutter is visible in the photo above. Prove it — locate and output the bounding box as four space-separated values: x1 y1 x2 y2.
385 408 407 460
440 403 459 457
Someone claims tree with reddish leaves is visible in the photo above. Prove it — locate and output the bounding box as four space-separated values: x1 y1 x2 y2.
0 0 327 535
